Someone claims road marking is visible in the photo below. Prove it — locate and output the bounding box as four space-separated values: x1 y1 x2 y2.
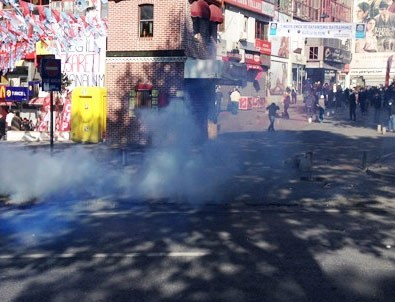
0 251 210 260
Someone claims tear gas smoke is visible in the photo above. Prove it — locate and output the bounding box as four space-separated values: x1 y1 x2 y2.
0 102 239 206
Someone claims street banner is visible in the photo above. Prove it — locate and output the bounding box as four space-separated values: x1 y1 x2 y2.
269 22 361 39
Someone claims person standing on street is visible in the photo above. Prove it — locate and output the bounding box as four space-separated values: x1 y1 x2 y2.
316 95 325 123
5 110 14 130
349 89 358 122
283 92 291 119
387 94 395 131
266 102 280 131
0 113 5 140
230 87 241 115
372 87 382 123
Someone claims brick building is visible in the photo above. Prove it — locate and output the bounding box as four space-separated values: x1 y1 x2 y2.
106 0 223 145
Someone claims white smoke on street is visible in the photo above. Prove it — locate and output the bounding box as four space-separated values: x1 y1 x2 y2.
0 102 239 205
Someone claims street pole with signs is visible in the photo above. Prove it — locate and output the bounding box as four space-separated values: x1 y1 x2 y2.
40 58 62 150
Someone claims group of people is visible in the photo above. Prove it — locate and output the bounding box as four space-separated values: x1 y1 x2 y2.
0 110 35 139
302 80 395 131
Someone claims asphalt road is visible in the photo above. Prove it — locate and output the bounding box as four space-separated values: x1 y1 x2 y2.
0 102 394 302
0 202 394 302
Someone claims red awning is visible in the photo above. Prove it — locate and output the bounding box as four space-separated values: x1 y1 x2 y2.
135 83 153 91
209 4 223 23
29 96 50 106
246 64 263 71
0 100 14 106
191 0 210 19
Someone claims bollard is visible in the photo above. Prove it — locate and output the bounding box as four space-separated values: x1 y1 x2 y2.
121 148 127 166
382 127 387 135
361 151 367 170
377 124 382 133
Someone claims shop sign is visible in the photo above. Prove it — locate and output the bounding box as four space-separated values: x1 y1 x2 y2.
255 39 271 55
224 0 274 17
324 47 352 64
244 51 261 65
0 85 6 100
226 51 242 62
5 86 29 102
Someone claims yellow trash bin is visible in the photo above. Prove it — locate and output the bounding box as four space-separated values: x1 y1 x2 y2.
71 87 107 143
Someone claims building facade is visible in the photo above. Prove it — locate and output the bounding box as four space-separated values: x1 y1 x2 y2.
304 0 353 87
106 0 225 145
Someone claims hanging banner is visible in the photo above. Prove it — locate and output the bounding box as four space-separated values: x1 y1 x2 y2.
269 22 362 39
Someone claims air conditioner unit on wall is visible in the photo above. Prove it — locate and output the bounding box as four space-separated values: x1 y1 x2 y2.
232 41 239 50
239 32 247 41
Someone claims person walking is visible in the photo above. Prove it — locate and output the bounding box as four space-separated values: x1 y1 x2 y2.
0 113 5 140
349 89 358 122
316 95 325 123
230 87 241 115
283 93 291 119
372 87 382 123
387 97 395 131
5 110 14 130
266 102 280 131
305 90 315 120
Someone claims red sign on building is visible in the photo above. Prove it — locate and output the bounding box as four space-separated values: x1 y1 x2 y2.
255 39 271 55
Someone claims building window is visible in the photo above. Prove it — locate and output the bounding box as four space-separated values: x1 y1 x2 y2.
255 20 268 40
139 4 153 37
309 47 318 60
136 90 152 108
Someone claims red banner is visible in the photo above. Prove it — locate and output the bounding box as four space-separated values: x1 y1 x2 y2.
59 95 71 131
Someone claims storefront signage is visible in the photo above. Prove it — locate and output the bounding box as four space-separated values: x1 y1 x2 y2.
224 0 274 17
226 51 242 62
255 39 271 55
5 86 29 102
244 51 261 65
324 47 352 64
0 85 6 100
269 22 355 39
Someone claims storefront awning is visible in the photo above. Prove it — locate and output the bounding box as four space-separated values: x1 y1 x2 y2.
191 0 210 19
246 64 263 71
29 96 50 106
209 4 223 23
0 100 14 106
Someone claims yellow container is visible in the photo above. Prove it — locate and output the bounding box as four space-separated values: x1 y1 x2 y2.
71 87 107 143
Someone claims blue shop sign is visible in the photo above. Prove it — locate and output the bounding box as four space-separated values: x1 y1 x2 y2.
5 86 29 102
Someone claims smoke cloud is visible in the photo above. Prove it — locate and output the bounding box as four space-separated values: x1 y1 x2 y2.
0 102 240 206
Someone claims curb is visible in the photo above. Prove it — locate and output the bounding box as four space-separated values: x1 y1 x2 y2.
366 168 395 181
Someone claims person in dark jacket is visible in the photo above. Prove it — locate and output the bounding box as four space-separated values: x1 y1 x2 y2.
388 98 395 131
348 89 358 122
0 114 5 140
266 102 280 131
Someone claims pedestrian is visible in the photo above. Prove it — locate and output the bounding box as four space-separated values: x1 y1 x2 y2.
283 92 291 119
291 87 297 104
349 89 358 122
230 87 241 115
266 102 280 131
305 90 315 120
372 87 382 123
316 95 325 123
5 110 14 130
387 98 395 131
11 112 22 131
0 113 5 140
